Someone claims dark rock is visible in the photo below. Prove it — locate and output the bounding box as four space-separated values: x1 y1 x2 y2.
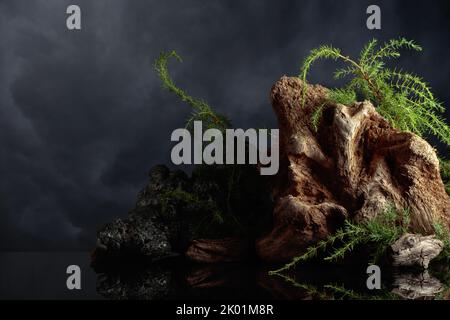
94 163 273 261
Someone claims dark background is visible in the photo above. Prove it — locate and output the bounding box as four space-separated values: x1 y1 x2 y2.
0 0 449 250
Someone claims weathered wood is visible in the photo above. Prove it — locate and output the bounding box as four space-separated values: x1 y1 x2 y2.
391 233 443 269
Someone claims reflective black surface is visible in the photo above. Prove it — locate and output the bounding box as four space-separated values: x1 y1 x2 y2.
0 252 449 300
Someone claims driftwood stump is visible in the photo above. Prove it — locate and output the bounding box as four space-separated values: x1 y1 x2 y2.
256 77 450 262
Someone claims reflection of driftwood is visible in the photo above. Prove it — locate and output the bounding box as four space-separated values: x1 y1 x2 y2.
392 271 443 300
186 238 251 263
391 233 443 269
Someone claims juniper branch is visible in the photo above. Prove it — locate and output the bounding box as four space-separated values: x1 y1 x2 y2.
154 50 230 130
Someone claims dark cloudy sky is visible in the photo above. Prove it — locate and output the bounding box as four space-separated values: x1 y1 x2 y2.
0 0 449 250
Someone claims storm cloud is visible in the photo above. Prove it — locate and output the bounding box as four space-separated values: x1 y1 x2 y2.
0 0 449 250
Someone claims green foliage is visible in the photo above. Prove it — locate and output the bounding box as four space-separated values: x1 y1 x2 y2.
433 221 450 262
154 51 230 130
432 267 450 300
440 158 450 195
270 205 410 275
299 38 450 147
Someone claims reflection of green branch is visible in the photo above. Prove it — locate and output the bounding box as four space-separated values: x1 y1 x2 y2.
324 283 400 300
440 158 450 196
160 188 226 236
435 286 450 300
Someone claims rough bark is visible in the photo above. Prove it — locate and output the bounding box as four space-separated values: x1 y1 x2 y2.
391 233 443 269
257 76 450 262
